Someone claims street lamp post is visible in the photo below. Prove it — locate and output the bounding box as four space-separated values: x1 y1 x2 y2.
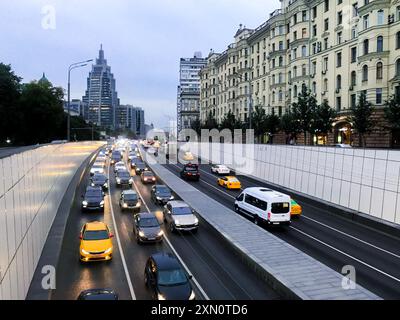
67 59 93 141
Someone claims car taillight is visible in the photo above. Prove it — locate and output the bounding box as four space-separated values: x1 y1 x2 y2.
268 212 271 220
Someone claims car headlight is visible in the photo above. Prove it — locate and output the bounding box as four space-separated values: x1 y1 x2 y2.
157 293 166 300
100 200 105 206
129 178 133 183
156 196 162 200
91 183 95 187
189 290 195 300
123 203 128 208
103 183 108 188
170 196 174 200
104 248 112 254
82 201 88 206
139 231 145 237
116 178 121 183
194 217 199 224
174 220 180 226
81 249 90 255
136 202 141 207
157 230 164 237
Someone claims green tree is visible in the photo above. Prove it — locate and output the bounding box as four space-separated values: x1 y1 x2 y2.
348 92 375 147
0 63 22 145
18 80 65 144
310 100 337 145
265 113 281 144
384 95 400 130
292 86 317 144
219 110 243 131
202 111 218 130
280 111 301 144
67 116 101 141
190 118 202 136
251 105 267 143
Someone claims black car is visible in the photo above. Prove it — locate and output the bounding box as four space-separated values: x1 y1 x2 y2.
110 151 122 165
144 253 195 300
135 162 148 175
77 289 118 300
133 212 163 243
119 190 141 212
90 173 108 191
180 164 200 181
115 170 133 188
151 185 174 205
130 157 142 169
81 186 105 212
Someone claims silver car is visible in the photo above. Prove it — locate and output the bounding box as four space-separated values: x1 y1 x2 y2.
163 201 199 233
133 212 163 243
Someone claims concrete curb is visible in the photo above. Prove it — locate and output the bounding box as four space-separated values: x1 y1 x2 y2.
26 148 100 300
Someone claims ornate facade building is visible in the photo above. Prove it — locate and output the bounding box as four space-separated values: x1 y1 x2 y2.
200 0 400 147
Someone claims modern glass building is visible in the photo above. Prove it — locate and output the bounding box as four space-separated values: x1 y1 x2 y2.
82 45 119 129
115 105 145 137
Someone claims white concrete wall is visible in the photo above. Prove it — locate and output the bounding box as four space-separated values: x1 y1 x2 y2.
187 142 400 225
0 142 102 300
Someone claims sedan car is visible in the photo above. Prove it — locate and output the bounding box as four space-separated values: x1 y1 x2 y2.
130 157 141 169
291 199 302 217
135 162 148 175
119 190 141 212
211 164 230 175
163 201 199 233
114 161 126 173
81 186 105 212
141 171 156 184
77 289 118 300
90 164 105 176
90 173 108 191
115 170 133 188
133 212 163 243
180 163 200 181
79 221 113 262
151 185 174 205
144 253 195 300
217 176 241 190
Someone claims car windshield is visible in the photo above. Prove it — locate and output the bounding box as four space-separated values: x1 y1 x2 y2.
92 165 102 169
144 172 154 177
83 230 109 241
271 202 290 214
158 269 187 286
185 167 198 172
93 175 106 182
119 172 130 178
229 178 239 182
124 194 137 201
172 206 192 215
138 217 159 228
156 187 171 196
86 190 102 197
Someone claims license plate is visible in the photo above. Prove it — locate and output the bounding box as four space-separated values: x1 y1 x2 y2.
148 238 155 241
273 222 279 225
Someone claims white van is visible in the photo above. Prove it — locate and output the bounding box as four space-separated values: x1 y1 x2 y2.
234 187 291 226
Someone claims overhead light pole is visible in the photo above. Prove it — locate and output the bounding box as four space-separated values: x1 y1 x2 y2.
67 59 93 141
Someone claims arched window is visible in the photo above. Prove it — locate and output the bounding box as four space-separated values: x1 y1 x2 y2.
279 90 283 102
293 66 298 77
376 62 383 79
272 91 276 103
336 75 342 89
351 71 357 86
362 65 368 81
363 39 369 55
312 81 317 93
377 36 383 52
293 85 298 97
377 10 384 25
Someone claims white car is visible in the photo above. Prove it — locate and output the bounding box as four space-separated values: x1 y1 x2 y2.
90 164 104 176
114 161 126 173
211 164 230 175
163 201 199 233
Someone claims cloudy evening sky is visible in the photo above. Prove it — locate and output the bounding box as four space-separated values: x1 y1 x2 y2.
0 0 279 128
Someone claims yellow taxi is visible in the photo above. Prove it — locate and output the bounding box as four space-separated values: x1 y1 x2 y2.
290 199 302 217
79 221 114 262
217 176 241 190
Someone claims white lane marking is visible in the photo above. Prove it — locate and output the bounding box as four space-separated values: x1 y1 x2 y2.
290 226 400 284
130 171 210 301
167 163 400 284
107 163 137 300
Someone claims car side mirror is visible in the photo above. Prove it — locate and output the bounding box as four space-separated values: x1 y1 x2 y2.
79 235 83 240
109 233 114 238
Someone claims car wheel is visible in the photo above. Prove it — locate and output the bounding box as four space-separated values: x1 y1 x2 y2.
144 272 148 287
234 205 239 212
254 215 260 226
169 223 175 233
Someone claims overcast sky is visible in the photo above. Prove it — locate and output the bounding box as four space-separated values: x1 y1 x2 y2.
0 0 279 128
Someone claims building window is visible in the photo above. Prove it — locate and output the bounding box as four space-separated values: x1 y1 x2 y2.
325 0 330 12
302 10 307 21
313 25 317 37
324 79 328 91
351 47 357 63
302 46 307 57
352 3 358 17
397 32 400 49
337 32 342 44
294 85 298 97
351 71 357 86
293 66 298 77
324 38 329 50
279 90 283 102
302 64 307 76
336 75 342 89
312 81 317 93
351 27 357 39
323 57 329 72
362 65 368 82
377 10 384 25
336 96 342 111
337 52 342 67
397 59 400 77
377 36 383 52
376 88 383 104
351 94 357 108
302 28 307 38
313 6 317 19
312 61 317 75
338 11 343 25
363 15 369 29
363 39 369 55
279 56 283 66
324 18 329 31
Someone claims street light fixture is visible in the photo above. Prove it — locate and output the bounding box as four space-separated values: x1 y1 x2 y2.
233 71 253 130
67 59 93 141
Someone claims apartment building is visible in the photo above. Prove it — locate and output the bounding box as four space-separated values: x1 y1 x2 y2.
200 0 400 147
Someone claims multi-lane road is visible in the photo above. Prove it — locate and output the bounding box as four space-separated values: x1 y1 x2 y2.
162 161 400 300
51 152 280 300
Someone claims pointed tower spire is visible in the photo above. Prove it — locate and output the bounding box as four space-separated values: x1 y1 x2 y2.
99 44 104 62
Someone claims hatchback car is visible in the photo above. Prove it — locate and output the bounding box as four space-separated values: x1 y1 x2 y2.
119 190 141 212
163 201 199 233
90 173 108 191
151 185 174 205
79 221 113 262
180 164 200 181
133 212 163 243
81 186 105 212
217 176 241 190
77 289 118 300
116 170 133 188
144 253 195 300
141 171 156 184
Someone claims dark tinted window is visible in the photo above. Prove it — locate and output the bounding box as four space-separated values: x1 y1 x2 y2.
118 171 131 178
156 187 171 196
172 206 192 215
271 202 290 213
245 194 267 210
124 193 137 201
83 230 109 240
185 167 198 172
158 269 187 286
86 189 102 197
138 217 159 228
